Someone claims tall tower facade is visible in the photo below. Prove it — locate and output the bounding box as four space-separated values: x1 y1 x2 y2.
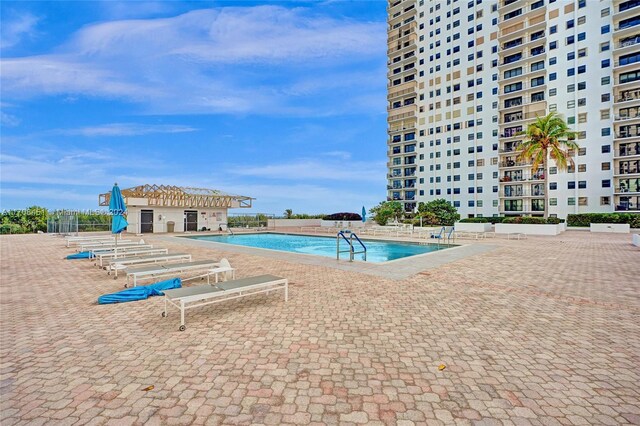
386 0 640 218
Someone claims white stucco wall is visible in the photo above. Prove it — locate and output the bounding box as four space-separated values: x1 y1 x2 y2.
126 207 228 233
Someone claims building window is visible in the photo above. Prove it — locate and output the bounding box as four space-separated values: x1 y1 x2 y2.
601 162 610 170
549 198 557 206
601 109 610 120
602 179 611 188
578 164 586 172
600 196 610 206
602 128 611 136
568 182 576 189
578 181 586 189
568 197 576 206
601 25 610 34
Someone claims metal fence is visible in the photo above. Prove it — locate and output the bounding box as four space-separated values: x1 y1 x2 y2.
47 214 112 235
226 213 275 229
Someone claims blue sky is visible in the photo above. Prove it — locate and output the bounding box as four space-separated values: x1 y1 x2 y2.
0 0 388 215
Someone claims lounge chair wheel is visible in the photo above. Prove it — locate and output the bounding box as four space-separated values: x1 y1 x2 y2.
161 312 167 317
179 325 186 332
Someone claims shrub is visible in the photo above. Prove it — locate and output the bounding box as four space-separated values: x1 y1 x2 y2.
502 216 547 224
545 217 563 224
0 223 28 234
416 199 460 226
501 216 564 225
322 212 362 221
458 217 489 223
567 213 640 228
369 201 403 226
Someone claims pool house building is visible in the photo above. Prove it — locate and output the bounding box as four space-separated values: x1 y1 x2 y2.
98 184 253 234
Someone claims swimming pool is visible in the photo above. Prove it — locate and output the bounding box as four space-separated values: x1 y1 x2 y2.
186 233 451 263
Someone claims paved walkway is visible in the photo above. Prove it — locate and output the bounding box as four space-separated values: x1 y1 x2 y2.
0 231 638 425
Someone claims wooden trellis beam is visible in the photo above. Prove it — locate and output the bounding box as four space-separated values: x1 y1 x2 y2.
98 184 253 209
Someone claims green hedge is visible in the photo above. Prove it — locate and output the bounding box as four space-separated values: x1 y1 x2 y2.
458 217 490 223
567 213 640 228
502 217 563 224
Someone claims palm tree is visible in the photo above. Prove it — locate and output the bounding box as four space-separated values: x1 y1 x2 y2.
284 209 293 219
517 112 578 219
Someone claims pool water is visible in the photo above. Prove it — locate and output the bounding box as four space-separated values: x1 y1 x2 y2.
187 233 450 263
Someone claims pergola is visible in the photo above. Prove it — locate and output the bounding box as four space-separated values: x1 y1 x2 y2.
99 184 253 209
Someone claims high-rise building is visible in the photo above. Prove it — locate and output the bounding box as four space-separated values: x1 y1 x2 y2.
387 0 640 218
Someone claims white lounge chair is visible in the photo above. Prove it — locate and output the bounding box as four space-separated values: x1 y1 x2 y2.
162 274 288 331
206 258 235 283
77 240 138 252
125 259 218 287
65 235 114 247
93 247 167 267
108 253 192 277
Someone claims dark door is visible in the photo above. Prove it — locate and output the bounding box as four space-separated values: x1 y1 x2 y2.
184 210 198 231
140 210 154 233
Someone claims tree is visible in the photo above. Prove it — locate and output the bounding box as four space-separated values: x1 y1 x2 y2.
517 112 578 219
416 199 460 226
369 201 403 226
284 209 293 219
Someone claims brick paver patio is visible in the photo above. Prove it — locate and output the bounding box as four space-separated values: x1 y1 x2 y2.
1 231 638 425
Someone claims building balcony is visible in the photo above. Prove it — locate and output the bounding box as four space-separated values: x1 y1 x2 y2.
615 88 640 103
616 35 640 51
614 187 640 194
614 132 640 141
498 0 523 16
500 190 546 198
499 15 546 40
499 146 522 154
498 84 547 98
499 131 524 140
500 110 545 125
388 5 416 27
387 35 417 56
499 206 546 214
502 95 545 111
614 194 640 211
613 109 640 122
614 1 640 20
614 18 640 38
614 143 640 157
388 122 416 134
500 160 533 168
499 174 545 183
614 169 640 176
388 109 416 123
614 59 640 71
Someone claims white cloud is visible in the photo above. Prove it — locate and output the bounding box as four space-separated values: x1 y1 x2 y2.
0 6 385 116
54 123 198 137
0 187 96 203
1 111 21 127
231 159 385 183
1 12 39 49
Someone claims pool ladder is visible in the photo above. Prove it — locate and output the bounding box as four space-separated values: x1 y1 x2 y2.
336 231 367 262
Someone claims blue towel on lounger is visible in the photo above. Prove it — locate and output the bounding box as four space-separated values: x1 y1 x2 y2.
97 278 182 304
66 251 93 259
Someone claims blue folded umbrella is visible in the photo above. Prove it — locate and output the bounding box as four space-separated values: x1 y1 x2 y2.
97 278 182 304
66 251 93 260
